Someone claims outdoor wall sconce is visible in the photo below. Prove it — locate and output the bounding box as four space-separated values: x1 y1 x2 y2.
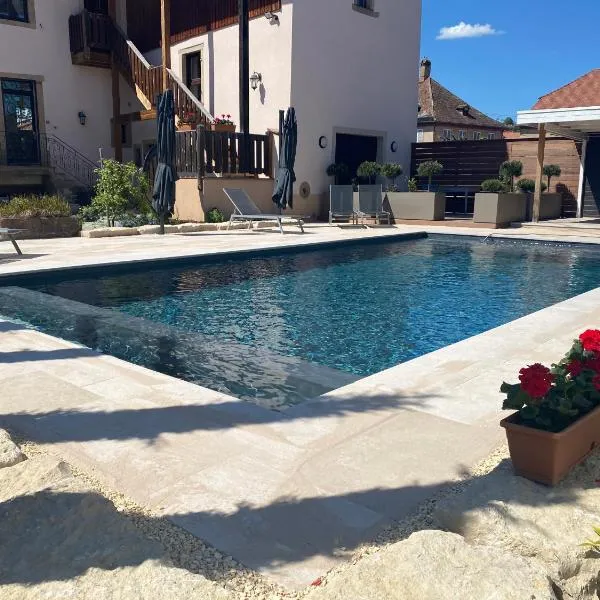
265 11 279 25
78 111 87 126
390 141 398 153
250 72 262 91
318 136 328 149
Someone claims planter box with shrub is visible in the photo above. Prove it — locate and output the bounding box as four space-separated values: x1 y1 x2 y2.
473 192 527 226
385 191 445 221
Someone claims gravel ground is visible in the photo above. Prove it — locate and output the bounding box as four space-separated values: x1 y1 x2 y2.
6 431 509 599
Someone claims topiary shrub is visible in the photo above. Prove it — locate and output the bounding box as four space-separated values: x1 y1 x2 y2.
517 178 548 193
481 179 508 193
206 207 224 223
499 160 523 192
543 164 561 191
380 163 403 192
356 161 381 184
0 194 71 218
326 163 350 185
416 160 443 191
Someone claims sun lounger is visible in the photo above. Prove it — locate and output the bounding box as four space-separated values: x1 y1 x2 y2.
223 188 305 234
0 228 24 255
329 185 356 224
357 185 390 225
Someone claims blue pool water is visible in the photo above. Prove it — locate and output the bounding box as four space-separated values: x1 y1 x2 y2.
2 235 600 408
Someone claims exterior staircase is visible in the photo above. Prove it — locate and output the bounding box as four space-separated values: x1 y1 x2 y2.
69 8 214 128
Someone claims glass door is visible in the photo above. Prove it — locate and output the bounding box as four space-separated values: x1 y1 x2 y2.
1 78 40 165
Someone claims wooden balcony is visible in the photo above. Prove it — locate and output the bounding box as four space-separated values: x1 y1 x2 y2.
68 10 112 68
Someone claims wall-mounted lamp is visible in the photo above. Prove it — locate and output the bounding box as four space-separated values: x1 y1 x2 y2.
78 111 87 126
265 11 279 24
250 72 262 91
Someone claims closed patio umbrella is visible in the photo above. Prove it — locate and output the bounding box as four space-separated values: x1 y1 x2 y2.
153 89 178 235
272 107 297 210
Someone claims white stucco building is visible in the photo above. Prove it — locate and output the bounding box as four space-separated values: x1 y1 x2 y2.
0 0 421 217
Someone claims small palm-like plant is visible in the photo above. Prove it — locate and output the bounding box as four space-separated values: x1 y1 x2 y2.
357 161 381 184
499 160 523 192
417 160 443 191
582 526 600 554
543 164 561 191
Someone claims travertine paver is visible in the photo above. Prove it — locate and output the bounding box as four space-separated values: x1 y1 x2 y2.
0 226 599 589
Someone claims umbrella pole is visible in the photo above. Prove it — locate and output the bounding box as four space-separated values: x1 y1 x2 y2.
159 213 165 235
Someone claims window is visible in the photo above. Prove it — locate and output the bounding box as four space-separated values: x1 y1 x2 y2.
473 131 482 141
458 130 466 141
352 0 378 16
416 129 424 143
442 129 452 140
184 51 202 101
487 132 497 140
0 0 28 22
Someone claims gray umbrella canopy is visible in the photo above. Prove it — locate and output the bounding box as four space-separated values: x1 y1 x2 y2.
272 107 297 210
152 90 178 234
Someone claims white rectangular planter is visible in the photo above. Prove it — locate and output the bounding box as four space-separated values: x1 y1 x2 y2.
385 192 445 221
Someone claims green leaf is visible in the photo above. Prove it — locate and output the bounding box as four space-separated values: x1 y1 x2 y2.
521 405 539 420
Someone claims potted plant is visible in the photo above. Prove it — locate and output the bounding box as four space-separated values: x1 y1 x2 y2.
177 111 198 131
326 163 350 185
386 161 444 221
500 329 600 485
380 163 403 192
356 161 381 184
473 164 527 227
543 164 562 191
210 114 236 133
417 160 443 191
517 178 562 221
499 160 523 193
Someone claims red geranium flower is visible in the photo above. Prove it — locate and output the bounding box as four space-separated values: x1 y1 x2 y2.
579 330 600 353
567 360 584 377
585 357 600 373
593 375 600 392
519 363 554 398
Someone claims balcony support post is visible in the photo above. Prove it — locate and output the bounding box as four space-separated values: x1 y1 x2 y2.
161 0 171 92
108 0 122 161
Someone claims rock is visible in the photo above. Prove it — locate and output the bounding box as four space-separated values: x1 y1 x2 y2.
0 455 232 599
0 429 25 469
308 530 557 600
434 458 600 599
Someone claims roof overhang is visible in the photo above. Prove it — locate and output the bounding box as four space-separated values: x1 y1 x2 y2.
517 106 600 142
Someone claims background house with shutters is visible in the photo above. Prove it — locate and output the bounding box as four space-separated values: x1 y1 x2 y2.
417 59 506 143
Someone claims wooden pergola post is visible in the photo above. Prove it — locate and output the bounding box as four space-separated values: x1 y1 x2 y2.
108 0 122 161
161 0 171 92
532 123 546 222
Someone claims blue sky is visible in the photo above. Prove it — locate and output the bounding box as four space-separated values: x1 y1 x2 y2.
421 0 599 121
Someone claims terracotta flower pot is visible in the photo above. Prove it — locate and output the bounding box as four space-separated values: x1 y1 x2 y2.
210 123 236 133
501 405 600 485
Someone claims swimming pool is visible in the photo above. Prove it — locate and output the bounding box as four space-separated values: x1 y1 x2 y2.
1 234 599 409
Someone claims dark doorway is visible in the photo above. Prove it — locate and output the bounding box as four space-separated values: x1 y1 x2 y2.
1 78 40 165
335 133 378 184
583 137 600 217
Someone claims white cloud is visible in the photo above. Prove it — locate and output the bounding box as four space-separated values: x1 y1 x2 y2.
436 22 504 40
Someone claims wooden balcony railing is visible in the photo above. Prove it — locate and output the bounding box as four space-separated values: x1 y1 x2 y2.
69 10 112 54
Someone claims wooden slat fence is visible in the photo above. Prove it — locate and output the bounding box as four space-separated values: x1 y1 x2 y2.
411 140 509 190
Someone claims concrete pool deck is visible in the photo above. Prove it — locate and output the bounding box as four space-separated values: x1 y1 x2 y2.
0 224 599 589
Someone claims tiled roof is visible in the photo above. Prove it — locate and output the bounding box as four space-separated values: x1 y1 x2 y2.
533 69 600 110
418 77 504 129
